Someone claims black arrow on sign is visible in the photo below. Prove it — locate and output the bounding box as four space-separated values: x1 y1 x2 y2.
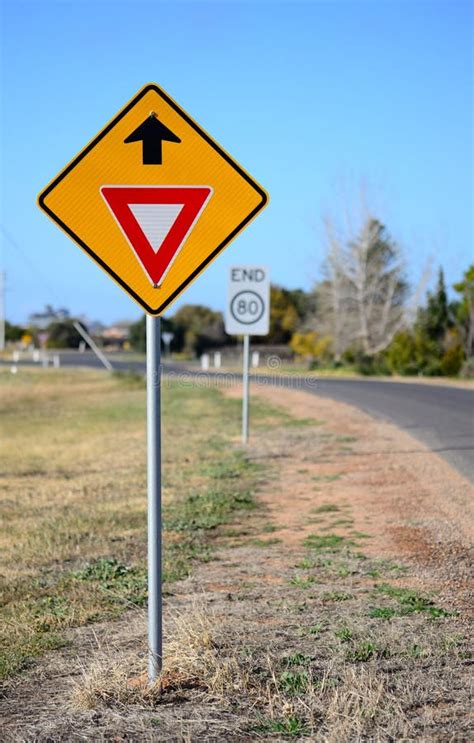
124 112 181 165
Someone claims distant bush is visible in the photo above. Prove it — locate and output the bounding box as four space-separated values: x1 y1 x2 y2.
46 320 85 349
440 345 464 377
384 330 443 376
290 331 332 368
384 331 418 375
354 353 389 376
5 322 25 343
460 357 474 379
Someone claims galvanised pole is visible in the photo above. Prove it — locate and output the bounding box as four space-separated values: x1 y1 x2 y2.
242 333 250 444
146 314 162 682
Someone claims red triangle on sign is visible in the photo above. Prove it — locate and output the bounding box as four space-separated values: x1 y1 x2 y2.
100 186 213 286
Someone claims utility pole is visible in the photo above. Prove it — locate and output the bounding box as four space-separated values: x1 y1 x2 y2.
72 320 113 371
0 271 5 352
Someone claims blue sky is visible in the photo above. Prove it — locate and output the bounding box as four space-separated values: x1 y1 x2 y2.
1 0 472 324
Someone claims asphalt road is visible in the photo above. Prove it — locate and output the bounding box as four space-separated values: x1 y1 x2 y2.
4 350 474 482
294 376 473 482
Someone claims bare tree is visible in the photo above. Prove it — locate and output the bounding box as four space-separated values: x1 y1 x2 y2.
343 217 408 355
318 216 357 360
319 186 428 357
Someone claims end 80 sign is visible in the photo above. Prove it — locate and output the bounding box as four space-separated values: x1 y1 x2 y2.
225 265 270 336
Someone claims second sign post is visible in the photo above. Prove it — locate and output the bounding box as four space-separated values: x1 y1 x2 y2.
225 266 270 443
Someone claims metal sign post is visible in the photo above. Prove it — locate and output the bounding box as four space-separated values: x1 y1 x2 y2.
146 315 162 681
242 334 250 444
225 266 270 444
38 83 268 686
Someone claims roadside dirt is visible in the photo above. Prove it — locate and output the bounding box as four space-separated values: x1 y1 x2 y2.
2 384 473 742
234 385 473 610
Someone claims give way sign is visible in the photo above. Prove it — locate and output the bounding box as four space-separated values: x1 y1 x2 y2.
38 83 268 315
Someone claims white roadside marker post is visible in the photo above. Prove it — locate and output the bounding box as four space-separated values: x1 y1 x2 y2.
242 334 250 444
146 314 162 681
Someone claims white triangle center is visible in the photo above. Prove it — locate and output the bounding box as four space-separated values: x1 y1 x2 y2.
129 203 184 253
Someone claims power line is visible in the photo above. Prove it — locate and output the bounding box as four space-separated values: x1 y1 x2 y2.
0 223 113 369
0 223 65 306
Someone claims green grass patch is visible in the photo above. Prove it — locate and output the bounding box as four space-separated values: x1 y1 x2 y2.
350 531 371 540
369 606 398 620
322 590 353 602
285 652 313 666
261 523 278 533
278 669 309 695
329 518 354 527
290 574 317 588
303 533 346 551
164 484 256 533
307 623 324 635
73 557 147 605
345 641 384 662
367 559 408 578
335 626 353 642
253 715 309 738
311 503 340 513
248 537 282 547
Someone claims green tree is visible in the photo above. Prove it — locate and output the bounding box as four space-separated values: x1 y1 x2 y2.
129 316 146 352
129 315 175 353
407 266 469 376
5 321 24 343
46 320 87 349
453 265 474 358
440 341 464 377
267 286 310 344
384 331 418 375
290 331 332 367
172 305 226 356
385 329 440 376
417 268 450 344
385 267 468 377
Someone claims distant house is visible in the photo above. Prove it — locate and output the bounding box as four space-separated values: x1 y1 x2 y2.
101 323 131 349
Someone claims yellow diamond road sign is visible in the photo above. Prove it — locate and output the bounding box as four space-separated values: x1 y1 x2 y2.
38 83 268 315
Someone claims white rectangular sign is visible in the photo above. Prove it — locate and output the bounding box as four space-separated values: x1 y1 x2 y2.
225 265 270 336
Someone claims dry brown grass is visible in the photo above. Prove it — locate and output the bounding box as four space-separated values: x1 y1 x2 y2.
0 368 271 679
1 369 472 741
69 603 421 741
71 607 248 710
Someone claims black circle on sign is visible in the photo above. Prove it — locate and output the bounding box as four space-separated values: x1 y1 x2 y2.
230 290 265 325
